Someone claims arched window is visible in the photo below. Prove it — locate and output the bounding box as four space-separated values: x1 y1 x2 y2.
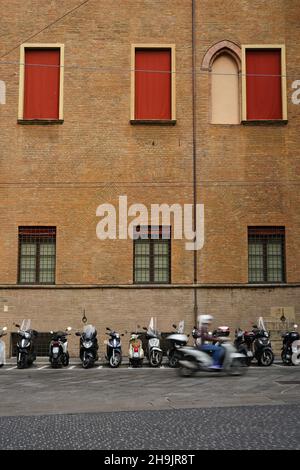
202 41 241 125
211 52 240 124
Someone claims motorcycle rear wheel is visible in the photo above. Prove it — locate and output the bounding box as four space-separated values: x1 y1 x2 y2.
281 350 291 365
17 355 27 369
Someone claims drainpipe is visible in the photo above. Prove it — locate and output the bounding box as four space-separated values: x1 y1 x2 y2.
192 0 198 326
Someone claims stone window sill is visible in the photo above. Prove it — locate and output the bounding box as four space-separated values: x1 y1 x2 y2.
130 119 176 126
18 119 64 125
242 120 288 126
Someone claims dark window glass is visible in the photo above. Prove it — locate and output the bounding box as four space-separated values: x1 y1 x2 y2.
18 227 56 284
134 226 171 284
248 227 285 283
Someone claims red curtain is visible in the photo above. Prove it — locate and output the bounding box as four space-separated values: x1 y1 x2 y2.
135 49 171 120
24 49 60 120
246 49 282 120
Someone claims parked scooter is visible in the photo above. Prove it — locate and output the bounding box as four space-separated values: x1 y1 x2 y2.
234 326 274 366
49 327 72 368
178 336 246 377
166 321 188 368
15 320 38 369
128 326 144 368
76 324 98 369
105 327 123 368
143 317 163 367
0 327 7 367
281 324 300 366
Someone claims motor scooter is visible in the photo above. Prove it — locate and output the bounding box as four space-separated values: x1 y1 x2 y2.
15 320 38 369
49 327 72 368
166 321 188 368
281 324 300 365
128 325 144 368
143 317 163 367
105 327 123 368
76 324 98 368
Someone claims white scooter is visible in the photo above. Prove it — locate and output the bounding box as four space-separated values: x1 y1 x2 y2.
143 317 163 367
167 321 189 368
0 327 7 367
178 337 247 377
128 326 144 368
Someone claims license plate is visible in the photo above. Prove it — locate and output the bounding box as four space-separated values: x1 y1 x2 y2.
53 347 59 354
133 352 139 358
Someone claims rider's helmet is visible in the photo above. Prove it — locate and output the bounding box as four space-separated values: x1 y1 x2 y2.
199 314 213 326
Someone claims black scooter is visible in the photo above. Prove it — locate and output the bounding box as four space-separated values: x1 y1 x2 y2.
234 326 274 366
281 325 300 365
15 323 38 369
49 327 72 368
105 327 123 368
76 324 99 368
166 322 188 368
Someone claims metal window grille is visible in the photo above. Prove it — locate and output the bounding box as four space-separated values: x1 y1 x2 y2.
248 227 285 283
18 227 56 284
11 332 52 357
134 226 171 284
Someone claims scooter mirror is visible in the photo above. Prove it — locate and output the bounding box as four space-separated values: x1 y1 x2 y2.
75 332 81 336
2 327 7 331
143 327 147 331
50 331 53 334
15 324 20 328
66 327 72 331
294 324 298 329
121 334 124 336
106 327 111 331
172 324 177 329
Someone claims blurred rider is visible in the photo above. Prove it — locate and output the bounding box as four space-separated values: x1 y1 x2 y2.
193 315 224 369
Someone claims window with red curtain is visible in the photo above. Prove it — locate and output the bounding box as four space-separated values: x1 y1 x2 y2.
24 49 60 120
246 49 282 120
135 49 171 120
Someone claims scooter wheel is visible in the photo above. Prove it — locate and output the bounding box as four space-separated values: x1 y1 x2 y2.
258 350 274 367
109 353 121 368
149 351 163 368
177 365 195 377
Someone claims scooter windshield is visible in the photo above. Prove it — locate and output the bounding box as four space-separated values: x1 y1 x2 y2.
20 319 31 332
83 324 96 339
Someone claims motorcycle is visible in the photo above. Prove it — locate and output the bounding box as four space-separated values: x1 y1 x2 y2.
234 326 274 366
49 327 72 368
166 321 188 368
143 317 163 367
15 320 38 369
0 326 7 367
105 327 123 368
128 325 144 368
76 324 98 369
281 324 300 366
178 336 247 377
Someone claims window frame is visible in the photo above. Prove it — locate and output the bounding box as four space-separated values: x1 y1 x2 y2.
241 44 287 123
18 227 56 285
130 44 176 124
248 227 286 284
133 227 171 284
18 43 65 123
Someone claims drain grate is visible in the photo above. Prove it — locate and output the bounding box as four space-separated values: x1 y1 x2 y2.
276 381 300 385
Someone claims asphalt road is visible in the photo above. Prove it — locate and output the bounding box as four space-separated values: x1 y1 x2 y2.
0 364 299 449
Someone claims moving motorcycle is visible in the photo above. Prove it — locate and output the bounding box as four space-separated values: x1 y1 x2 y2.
0 326 7 367
49 327 72 368
76 324 98 369
15 320 38 369
234 326 274 366
128 326 144 368
143 317 163 367
105 327 123 368
166 321 188 368
281 324 300 366
178 336 247 377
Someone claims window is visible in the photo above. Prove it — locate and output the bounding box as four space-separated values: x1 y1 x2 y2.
242 45 287 121
134 226 171 283
18 227 56 284
211 52 240 124
248 227 285 283
131 45 176 123
18 44 64 122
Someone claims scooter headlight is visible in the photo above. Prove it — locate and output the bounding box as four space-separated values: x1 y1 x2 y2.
83 341 93 348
